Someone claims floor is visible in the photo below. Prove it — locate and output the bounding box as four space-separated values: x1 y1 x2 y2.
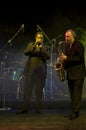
0 100 86 130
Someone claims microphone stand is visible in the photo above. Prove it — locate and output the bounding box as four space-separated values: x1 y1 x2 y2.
37 24 56 100
0 24 24 53
0 24 24 111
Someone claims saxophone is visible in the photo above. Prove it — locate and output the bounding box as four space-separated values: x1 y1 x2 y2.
54 41 65 82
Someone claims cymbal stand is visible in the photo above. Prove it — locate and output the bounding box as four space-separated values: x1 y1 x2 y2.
49 45 54 100
0 61 11 111
16 75 24 99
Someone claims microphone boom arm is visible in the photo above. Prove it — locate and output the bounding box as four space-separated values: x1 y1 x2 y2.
37 24 54 46
8 24 24 44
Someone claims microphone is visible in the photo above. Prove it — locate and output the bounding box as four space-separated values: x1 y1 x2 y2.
51 38 56 43
52 35 62 43
59 41 65 44
21 24 24 31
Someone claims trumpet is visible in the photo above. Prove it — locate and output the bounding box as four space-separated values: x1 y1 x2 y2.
54 41 65 81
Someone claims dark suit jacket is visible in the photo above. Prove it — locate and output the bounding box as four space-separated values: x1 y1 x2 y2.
64 41 85 80
23 42 50 78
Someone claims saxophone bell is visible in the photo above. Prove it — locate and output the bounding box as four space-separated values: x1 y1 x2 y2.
54 60 65 82
54 58 62 70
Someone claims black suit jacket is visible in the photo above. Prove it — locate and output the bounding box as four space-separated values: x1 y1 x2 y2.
23 42 50 78
64 41 85 80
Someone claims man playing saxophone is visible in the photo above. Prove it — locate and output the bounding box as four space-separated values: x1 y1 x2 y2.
58 29 85 120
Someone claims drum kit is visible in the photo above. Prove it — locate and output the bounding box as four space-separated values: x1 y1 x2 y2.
0 59 24 111
0 24 25 110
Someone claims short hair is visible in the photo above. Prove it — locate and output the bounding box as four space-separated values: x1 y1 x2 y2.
66 29 77 39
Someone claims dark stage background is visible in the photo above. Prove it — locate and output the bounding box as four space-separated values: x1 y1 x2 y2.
0 6 86 109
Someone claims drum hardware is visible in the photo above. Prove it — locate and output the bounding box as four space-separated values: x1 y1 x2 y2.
0 61 11 111
16 75 24 99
